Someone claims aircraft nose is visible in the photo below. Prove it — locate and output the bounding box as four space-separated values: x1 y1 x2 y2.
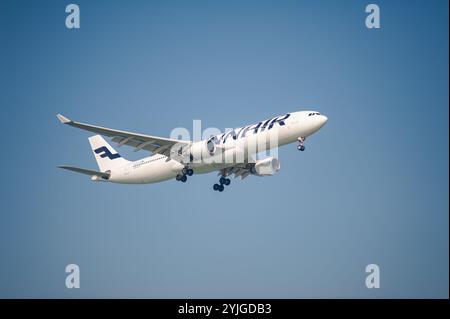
317 115 328 128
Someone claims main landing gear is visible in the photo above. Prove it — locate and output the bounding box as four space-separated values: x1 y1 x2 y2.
176 167 194 183
297 136 306 151
213 176 231 192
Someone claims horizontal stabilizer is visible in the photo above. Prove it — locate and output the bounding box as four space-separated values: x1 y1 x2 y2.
58 165 110 180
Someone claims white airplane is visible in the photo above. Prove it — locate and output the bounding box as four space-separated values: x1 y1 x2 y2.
57 111 327 191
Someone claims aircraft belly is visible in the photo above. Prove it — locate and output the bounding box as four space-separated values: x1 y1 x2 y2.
113 160 179 184
190 163 227 174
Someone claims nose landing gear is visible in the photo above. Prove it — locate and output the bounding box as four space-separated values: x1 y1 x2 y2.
297 137 306 151
213 176 231 192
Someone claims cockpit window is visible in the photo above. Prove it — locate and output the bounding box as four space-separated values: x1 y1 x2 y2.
308 112 321 116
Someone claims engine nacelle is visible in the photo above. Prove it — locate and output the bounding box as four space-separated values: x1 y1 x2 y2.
189 136 219 162
251 157 280 176
205 137 217 155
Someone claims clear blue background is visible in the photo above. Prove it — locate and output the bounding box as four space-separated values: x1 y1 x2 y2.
1 0 448 298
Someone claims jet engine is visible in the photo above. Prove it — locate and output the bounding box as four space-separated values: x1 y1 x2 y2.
250 157 280 176
205 136 217 155
189 136 219 162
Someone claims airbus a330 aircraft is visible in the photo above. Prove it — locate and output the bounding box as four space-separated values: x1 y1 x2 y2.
57 111 327 192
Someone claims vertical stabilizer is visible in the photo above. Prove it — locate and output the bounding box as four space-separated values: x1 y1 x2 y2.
88 135 129 171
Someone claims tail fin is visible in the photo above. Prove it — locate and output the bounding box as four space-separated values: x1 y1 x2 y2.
88 135 129 171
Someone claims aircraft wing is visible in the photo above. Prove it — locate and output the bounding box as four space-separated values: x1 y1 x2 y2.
56 114 191 157
58 165 111 179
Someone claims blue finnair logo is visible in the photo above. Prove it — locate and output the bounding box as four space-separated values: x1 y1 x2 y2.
94 146 121 160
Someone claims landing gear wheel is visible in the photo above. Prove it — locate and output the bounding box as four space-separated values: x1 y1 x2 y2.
186 168 194 176
215 176 230 191
182 167 188 175
181 175 187 182
297 136 305 151
176 174 183 181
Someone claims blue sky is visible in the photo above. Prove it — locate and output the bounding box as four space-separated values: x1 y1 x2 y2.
1 0 448 298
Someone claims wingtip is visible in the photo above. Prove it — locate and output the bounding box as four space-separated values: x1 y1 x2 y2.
56 114 71 124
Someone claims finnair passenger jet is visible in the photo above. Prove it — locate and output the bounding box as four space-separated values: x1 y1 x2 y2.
57 111 327 192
